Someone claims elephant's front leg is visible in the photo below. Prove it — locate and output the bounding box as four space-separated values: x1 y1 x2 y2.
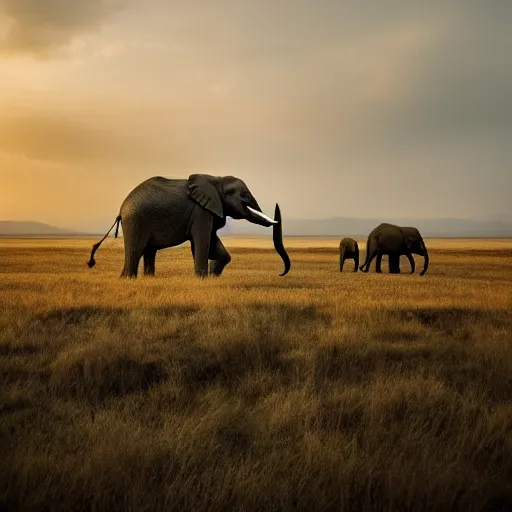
190 213 214 277
354 252 359 272
339 251 345 272
405 253 415 274
209 236 231 276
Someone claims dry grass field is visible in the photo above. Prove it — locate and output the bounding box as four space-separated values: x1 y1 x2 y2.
1 236 511 511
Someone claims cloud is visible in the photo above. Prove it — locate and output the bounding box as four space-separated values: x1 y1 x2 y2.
0 109 113 162
0 0 126 56
370 5 512 147
0 107 189 170
1 1 511 223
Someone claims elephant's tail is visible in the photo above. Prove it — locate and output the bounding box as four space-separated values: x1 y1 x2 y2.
87 216 122 268
360 236 376 271
359 238 369 270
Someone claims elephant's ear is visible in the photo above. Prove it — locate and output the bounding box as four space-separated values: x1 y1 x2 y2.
405 235 415 250
188 174 224 218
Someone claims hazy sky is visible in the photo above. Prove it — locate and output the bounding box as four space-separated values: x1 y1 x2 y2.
1 1 511 231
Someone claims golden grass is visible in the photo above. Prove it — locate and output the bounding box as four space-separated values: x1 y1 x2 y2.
1 237 511 511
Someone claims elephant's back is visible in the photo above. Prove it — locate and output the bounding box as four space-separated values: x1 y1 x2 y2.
340 238 358 251
120 177 189 215
369 223 396 235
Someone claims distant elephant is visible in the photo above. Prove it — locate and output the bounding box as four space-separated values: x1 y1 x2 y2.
88 174 291 278
359 223 429 275
339 238 359 272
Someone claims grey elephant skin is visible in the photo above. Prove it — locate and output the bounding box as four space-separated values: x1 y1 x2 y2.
88 175 291 278
339 238 359 272
359 223 429 275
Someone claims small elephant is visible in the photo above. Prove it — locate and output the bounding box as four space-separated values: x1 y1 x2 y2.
339 238 359 272
359 223 429 275
88 174 291 278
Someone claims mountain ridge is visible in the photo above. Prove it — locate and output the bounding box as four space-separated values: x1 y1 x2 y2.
221 215 512 237
0 221 78 236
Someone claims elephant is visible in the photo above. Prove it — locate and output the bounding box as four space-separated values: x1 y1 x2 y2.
87 174 291 278
359 223 429 275
339 238 359 272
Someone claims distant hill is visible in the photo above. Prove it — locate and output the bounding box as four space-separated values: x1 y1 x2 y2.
0 221 77 236
2 215 511 238
221 215 512 238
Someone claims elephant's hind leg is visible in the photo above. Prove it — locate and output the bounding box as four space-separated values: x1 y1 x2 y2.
119 220 147 278
143 247 157 276
363 249 378 272
121 238 146 278
354 252 359 272
360 239 377 272
376 253 384 273
209 236 231 276
121 249 142 278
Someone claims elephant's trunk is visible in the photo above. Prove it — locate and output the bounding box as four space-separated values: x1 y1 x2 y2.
420 247 429 276
273 204 291 276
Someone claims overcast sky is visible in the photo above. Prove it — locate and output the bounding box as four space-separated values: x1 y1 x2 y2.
0 0 511 231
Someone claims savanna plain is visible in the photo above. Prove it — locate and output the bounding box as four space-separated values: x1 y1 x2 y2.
1 236 511 512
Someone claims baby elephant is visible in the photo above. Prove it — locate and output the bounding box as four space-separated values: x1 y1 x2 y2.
339 238 359 272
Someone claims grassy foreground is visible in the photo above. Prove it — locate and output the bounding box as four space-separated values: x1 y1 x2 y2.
1 237 511 511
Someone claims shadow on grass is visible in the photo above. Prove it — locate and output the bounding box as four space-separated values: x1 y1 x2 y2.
50 355 167 402
360 306 512 345
315 306 512 402
170 337 295 391
0 344 40 356
32 306 129 331
395 307 511 335
249 303 331 326
163 304 329 392
32 305 199 329
44 303 327 402
237 282 323 290
37 306 126 324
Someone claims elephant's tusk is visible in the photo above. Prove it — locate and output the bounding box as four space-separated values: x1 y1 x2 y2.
247 207 277 224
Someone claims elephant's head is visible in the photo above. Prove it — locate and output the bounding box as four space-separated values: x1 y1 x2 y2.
188 174 275 226
188 174 291 275
221 176 279 227
403 227 429 276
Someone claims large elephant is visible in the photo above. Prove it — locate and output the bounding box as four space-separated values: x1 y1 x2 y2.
359 223 429 275
339 237 359 272
88 174 291 278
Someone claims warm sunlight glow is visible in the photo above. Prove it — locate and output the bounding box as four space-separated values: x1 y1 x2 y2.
0 1 510 232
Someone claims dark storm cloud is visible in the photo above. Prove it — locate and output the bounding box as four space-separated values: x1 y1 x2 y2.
0 0 126 55
131 1 511 169
365 2 512 149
